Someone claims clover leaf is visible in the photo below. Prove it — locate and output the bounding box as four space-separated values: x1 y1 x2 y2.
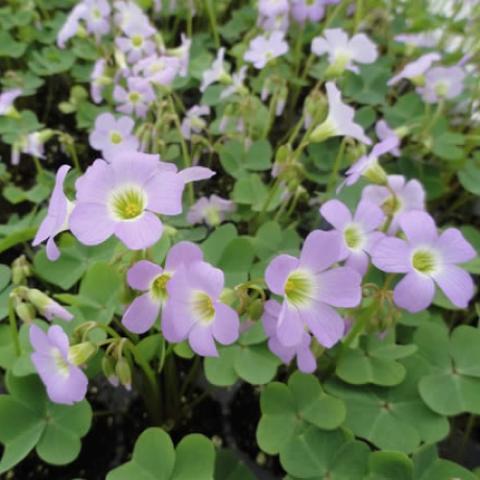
0 372 92 474
257 372 346 456
106 428 215 480
414 322 480 416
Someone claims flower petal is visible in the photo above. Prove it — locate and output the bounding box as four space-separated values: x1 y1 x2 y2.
434 265 474 309
399 211 437 245
315 266 362 307
122 293 160 334
188 323 218 357
127 260 163 290
393 272 435 313
265 254 299 295
354 200 385 232
114 212 163 250
277 303 305 347
165 241 203 270
372 237 411 273
320 199 352 230
434 228 476 264
301 302 345 348
300 230 342 273
212 303 239 345
70 203 116 246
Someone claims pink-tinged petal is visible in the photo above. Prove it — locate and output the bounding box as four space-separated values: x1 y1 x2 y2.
145 172 185 215
29 325 50 354
434 265 474 309
127 260 163 290
165 241 203 270
162 299 195 342
354 200 385 232
320 199 352 230
268 337 295 365
345 251 369 276
300 230 342 273
188 261 224 299
47 325 70 355
301 302 345 348
46 236 61 261
212 303 239 345
188 323 218 357
117 115 135 133
361 184 389 206
178 166 215 183
349 33 378 64
296 334 316 373
434 229 476 264
122 293 160 334
365 231 385 254
262 300 282 337
277 303 305 347
372 237 411 273
48 365 88 405
402 179 425 210
265 254 299 295
399 211 437 245
315 266 362 307
393 272 435 313
70 203 115 245
114 212 163 250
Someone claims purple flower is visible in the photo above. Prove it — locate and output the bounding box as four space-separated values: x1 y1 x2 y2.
57 3 88 48
388 53 441 86
220 67 248 100
394 32 438 48
180 105 210 139
341 137 399 188
168 34 191 77
310 82 372 144
201 48 229 92
122 242 203 334
27 288 74 322
89 113 139 161
133 55 181 86
372 211 476 312
312 28 378 75
375 120 401 156
113 77 155 118
30 325 87 405
291 0 325 23
0 88 22 115
244 31 289 70
258 12 290 32
265 230 362 349
163 261 240 357
116 21 156 63
417 66 466 104
33 165 72 261
70 153 214 250
263 300 316 373
23 132 45 159
114 0 149 33
320 199 385 275
90 59 107 104
187 195 235 227
258 0 289 17
83 0 111 37
361 174 426 234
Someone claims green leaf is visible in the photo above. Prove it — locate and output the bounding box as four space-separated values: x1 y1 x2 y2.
0 374 92 473
257 372 346 455
202 224 237 265
28 46 75 76
217 237 255 286
214 449 255 480
280 426 370 479
232 174 270 210
458 159 480 195
366 451 414 480
0 31 27 58
107 428 215 480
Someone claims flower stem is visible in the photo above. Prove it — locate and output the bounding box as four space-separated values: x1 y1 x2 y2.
8 297 21 357
326 138 347 197
205 0 220 49
32 156 44 175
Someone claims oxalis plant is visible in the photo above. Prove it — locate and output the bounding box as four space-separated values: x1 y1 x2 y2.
0 0 479 478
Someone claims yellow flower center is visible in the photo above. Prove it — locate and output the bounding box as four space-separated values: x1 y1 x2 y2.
412 249 437 275
284 269 314 307
151 272 172 302
109 186 146 221
131 35 144 48
110 131 123 145
344 224 364 250
51 348 70 377
128 91 141 104
191 291 215 325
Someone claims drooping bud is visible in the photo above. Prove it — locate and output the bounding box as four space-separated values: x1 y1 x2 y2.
15 302 36 323
102 355 119 387
246 299 264 322
68 342 97 366
12 255 31 285
26 288 73 322
116 357 132 391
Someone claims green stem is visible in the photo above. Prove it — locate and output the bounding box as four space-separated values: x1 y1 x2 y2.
68 141 82 172
354 0 363 32
8 298 21 357
459 414 476 460
326 138 347 196
32 156 43 175
205 0 220 48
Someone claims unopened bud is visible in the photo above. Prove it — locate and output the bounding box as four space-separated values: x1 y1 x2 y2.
68 342 97 366
102 355 119 387
219 288 236 306
116 357 132 390
12 255 31 285
15 302 36 323
247 299 264 322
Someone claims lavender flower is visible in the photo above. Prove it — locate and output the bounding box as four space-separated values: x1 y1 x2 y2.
310 82 372 144
265 230 361 348
258 12 290 32
90 59 108 104
70 153 213 250
220 67 248 100
361 174 426 234
180 105 210 139
122 242 203 334
341 137 399 188
312 28 378 76
375 120 401 156
83 0 111 37
201 48 229 92
113 77 155 118
89 113 139 161
263 300 316 373
291 0 325 23
0 88 22 115
33 165 72 261
394 32 438 48
417 66 466 104
187 195 235 227
388 53 441 86
30 325 87 405
133 55 181 86
258 0 290 17
57 3 88 48
116 21 156 63
163 261 240 357
320 199 385 275
27 289 74 322
114 0 149 33
244 31 289 70
168 34 191 77
372 211 476 312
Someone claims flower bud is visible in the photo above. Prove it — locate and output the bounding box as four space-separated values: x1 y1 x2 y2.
102 355 119 387
363 159 388 185
68 342 97 366
219 288 236 306
309 118 337 143
15 302 36 323
26 288 73 322
12 255 31 285
246 299 264 322
115 357 132 391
